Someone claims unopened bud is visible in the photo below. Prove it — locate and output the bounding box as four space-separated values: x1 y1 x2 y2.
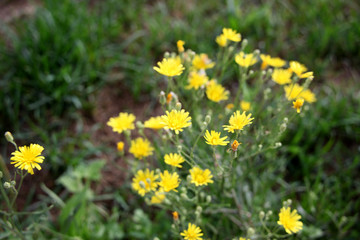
247 227 255 236
287 199 292 206
205 115 211 124
159 91 166 105
164 52 170 58
4 132 14 142
10 181 16 186
206 195 212 203
175 102 182 111
228 46 235 53
241 39 248 50
280 123 287 132
249 70 254 75
254 49 260 56
136 121 144 129
177 145 182 153
259 211 265 219
0 171 3 179
284 117 288 124
258 144 263 150
4 182 11 189
275 142 282 148
153 237 160 240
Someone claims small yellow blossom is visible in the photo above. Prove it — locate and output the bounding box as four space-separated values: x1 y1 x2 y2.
293 98 304 113
132 169 158 196
186 71 209 90
226 103 234 110
300 89 317 103
180 223 204 240
107 112 136 134
177 40 185 53
158 170 180 192
289 61 313 79
10 144 45 175
231 140 241 151
277 207 303 234
190 167 214 186
154 57 185 77
222 28 241 42
284 84 316 103
117 141 124 152
144 116 165 130
192 54 215 70
204 130 229 146
223 111 254 133
206 81 229 102
239 238 250 240
150 189 166 204
240 100 251 111
164 153 185 168
235 52 257 68
272 69 292 85
167 92 173 104
172 211 179 221
260 54 286 69
129 137 154 159
216 34 227 47
161 109 192 134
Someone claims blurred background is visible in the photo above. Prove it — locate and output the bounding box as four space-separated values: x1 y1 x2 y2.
0 0 359 239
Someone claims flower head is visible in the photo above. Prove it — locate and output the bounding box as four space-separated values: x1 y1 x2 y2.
154 57 185 77
206 81 229 102
186 71 209 90
222 28 241 42
240 100 251 111
204 130 229 146
107 112 136 134
235 52 257 68
172 211 179 221
239 238 250 240
158 170 180 192
117 141 124 152
132 169 158 196
284 84 316 103
177 40 185 53
226 103 234 110
289 61 313 79
272 68 292 85
293 98 304 113
260 54 286 69
164 153 185 168
180 223 204 240
231 140 241 151
216 34 227 47
192 54 215 70
129 137 154 159
10 144 45 175
150 189 166 204
161 109 192 134
144 116 165 130
223 111 254 133
190 167 214 186
277 207 303 234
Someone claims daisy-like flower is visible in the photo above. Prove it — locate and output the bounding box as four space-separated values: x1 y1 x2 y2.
216 34 227 47
284 84 316 103
235 52 257 68
186 71 209 90
204 130 229 146
293 98 304 113
300 89 316 103
107 112 136 134
129 137 154 159
164 153 185 168
206 81 229 102
177 40 185 53
161 109 192 134
154 57 185 77
223 111 254 133
277 207 303 234
117 141 124 152
158 170 180 192
150 189 166 204
272 68 292 85
289 61 313 79
222 28 241 42
192 54 215 70
10 144 45 175
131 169 158 196
180 223 204 240
260 54 286 69
190 167 214 186
144 116 165 130
240 100 251 111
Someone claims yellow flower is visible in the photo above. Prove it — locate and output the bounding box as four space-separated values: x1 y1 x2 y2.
161 109 192 134
222 28 241 42
284 84 316 103
192 54 215 70
132 169 158 196
129 137 154 159
272 68 292 85
10 144 45 175
226 103 234 110
216 34 227 47
150 189 166 204
172 211 179 221
117 141 124 152
223 111 254 133
235 52 257 68
154 57 185 77
289 61 313 79
204 130 229 146
180 223 204 240
177 40 185 53
260 54 286 69
240 100 251 111
164 153 185 168
186 71 209 90
231 140 241 151
293 98 304 113
107 112 136 134
277 207 303 234
158 170 180 192
190 167 214 186
206 81 229 102
239 238 250 240
144 116 165 130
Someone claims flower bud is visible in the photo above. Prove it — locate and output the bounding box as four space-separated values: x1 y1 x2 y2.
175 102 182 111
258 144 263 150
206 195 212 203
241 39 248 50
0 171 2 179
274 142 282 148
287 199 292 206
177 145 182 153
205 115 211 124
136 121 144 129
247 227 255 236
4 131 14 142
280 123 287 132
4 182 11 189
164 52 170 58
10 181 16 186
159 91 166 105
283 117 288 124
259 211 265 219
